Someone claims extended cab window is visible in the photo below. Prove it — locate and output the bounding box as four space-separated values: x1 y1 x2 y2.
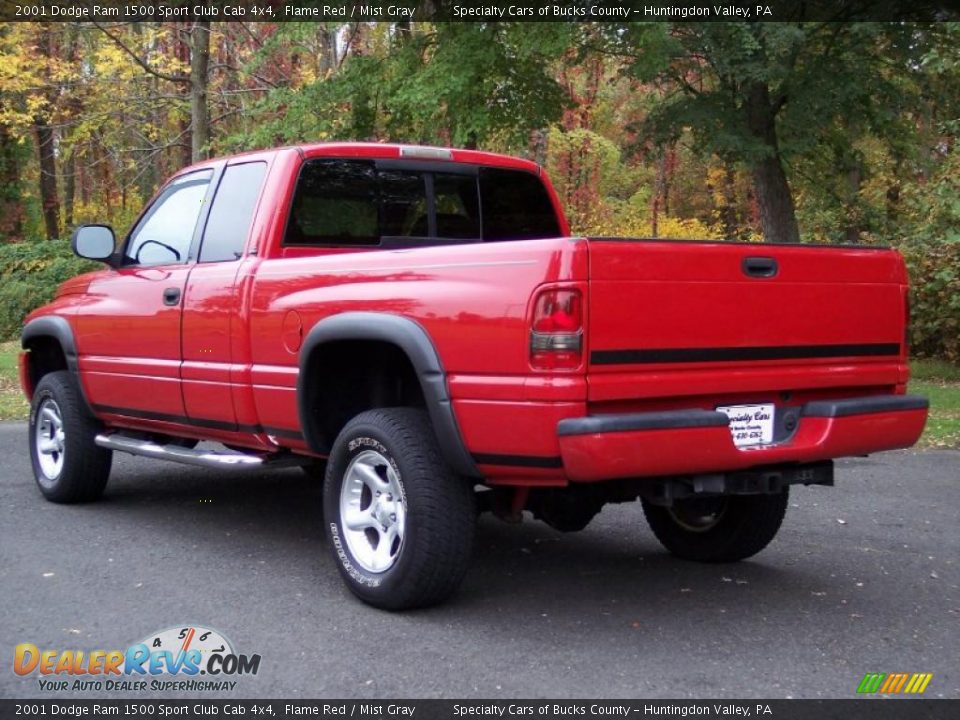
286 160 384 246
284 159 557 247
200 161 267 262
125 169 212 265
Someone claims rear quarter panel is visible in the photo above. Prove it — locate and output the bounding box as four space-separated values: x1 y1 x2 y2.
247 238 589 466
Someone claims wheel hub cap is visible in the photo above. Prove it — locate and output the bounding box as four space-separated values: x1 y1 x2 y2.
668 497 728 533
35 398 66 484
339 450 406 573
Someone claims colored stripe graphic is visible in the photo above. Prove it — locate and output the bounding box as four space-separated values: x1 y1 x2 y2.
857 672 932 694
905 673 933 694
857 673 885 694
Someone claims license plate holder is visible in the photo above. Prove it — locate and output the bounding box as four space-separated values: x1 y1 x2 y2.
716 403 775 448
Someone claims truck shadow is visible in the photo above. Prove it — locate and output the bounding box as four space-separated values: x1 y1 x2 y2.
87 458 848 632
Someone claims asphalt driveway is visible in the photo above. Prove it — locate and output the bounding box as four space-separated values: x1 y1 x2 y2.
1 422 957 699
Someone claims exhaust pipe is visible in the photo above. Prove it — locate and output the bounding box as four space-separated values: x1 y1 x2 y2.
95 433 303 470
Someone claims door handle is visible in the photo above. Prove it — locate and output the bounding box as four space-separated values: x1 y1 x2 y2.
163 287 182 306
742 256 778 278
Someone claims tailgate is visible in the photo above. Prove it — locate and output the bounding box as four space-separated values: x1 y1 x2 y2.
586 239 908 403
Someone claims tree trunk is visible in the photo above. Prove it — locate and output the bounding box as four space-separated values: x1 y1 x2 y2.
745 82 801 244
843 162 862 244
190 21 211 163
61 23 79 230
0 124 25 242
63 147 75 229
31 23 60 240
723 163 738 240
652 146 667 236
318 26 337 76
34 120 60 240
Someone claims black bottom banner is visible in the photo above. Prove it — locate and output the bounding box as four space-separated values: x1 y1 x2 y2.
0 700 957 720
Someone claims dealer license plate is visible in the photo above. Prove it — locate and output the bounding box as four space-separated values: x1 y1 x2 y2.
716 403 775 448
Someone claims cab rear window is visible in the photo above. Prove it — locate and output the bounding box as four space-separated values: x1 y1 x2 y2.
284 159 560 247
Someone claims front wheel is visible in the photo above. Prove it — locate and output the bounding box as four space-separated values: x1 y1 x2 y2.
323 408 475 610
641 490 789 563
29 371 112 503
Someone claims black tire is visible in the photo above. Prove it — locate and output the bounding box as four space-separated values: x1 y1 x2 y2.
28 371 112 503
641 489 789 563
323 408 475 610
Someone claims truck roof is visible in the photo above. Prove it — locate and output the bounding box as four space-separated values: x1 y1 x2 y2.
178 142 543 176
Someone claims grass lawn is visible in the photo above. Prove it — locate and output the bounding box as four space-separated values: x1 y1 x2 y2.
0 341 28 421
0 342 957 448
909 359 960 449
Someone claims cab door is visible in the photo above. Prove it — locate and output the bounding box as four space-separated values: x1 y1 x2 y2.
75 169 214 421
181 160 269 430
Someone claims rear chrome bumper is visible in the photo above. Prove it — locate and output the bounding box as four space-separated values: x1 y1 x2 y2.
556 394 929 482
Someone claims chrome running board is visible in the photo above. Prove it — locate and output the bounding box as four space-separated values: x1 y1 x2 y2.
95 433 303 470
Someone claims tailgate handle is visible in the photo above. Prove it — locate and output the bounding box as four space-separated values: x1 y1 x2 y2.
742 256 778 278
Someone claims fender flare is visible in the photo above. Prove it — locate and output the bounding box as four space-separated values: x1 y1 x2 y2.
21 316 94 414
297 312 480 478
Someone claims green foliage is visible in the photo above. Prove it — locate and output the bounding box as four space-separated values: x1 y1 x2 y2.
900 240 960 363
0 241 97 341
227 23 572 149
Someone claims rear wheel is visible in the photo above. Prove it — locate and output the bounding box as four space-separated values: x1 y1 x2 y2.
323 408 475 610
641 490 788 562
29 371 112 503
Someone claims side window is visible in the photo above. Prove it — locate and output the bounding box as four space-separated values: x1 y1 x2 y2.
200 162 267 263
379 169 428 238
479 168 561 241
433 173 479 239
126 170 212 265
286 160 380 246
286 161 438 246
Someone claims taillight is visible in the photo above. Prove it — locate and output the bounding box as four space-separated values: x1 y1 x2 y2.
530 289 582 370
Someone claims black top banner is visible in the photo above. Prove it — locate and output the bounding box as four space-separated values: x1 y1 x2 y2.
0 0 957 23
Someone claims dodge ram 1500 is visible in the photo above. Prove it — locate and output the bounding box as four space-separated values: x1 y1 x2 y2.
21 143 928 609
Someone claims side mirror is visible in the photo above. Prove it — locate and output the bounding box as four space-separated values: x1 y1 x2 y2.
71 225 116 264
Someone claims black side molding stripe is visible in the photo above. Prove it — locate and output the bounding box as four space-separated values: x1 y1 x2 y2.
802 395 928 418
591 343 901 366
558 410 729 437
91 404 304 441
472 453 563 469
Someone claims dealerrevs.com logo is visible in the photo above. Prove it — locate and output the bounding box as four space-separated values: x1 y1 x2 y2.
14 625 261 693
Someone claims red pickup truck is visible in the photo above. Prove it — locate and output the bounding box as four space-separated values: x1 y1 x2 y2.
21 143 928 609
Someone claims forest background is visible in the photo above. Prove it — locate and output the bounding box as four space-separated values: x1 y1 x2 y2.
0 19 957 364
